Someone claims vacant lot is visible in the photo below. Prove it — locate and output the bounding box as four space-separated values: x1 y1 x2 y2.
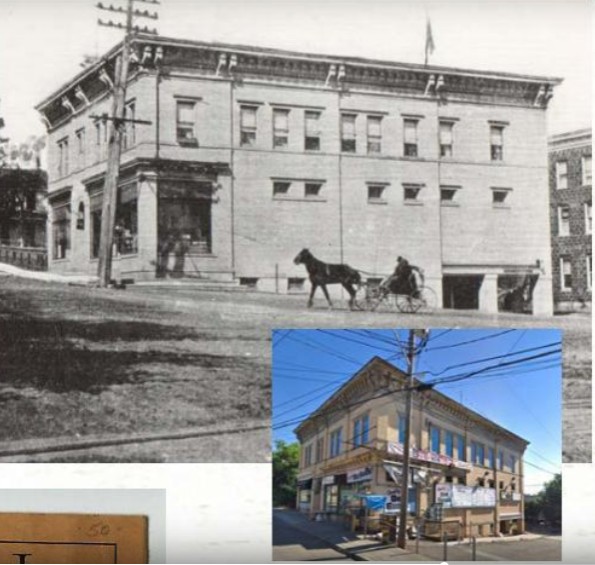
0 276 590 462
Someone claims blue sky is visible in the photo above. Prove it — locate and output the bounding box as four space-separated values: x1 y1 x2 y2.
272 329 561 494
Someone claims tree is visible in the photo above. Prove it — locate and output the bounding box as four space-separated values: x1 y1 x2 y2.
272 440 300 508
540 473 561 525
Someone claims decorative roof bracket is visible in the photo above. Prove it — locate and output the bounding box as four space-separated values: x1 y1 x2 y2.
99 67 114 90
533 85 546 106
74 86 90 107
325 64 337 87
61 96 76 114
424 74 436 96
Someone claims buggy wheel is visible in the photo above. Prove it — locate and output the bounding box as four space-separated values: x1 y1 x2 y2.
396 293 423 313
372 291 398 313
418 286 437 311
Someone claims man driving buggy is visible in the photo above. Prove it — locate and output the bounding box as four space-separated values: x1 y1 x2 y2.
381 256 424 297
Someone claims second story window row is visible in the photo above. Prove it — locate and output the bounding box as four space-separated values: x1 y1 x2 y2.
352 414 370 447
330 427 342 458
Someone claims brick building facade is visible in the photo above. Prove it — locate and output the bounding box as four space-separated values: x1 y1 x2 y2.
295 357 527 539
36 35 560 314
548 129 592 310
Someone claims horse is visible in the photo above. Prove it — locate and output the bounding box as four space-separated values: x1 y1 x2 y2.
293 248 362 310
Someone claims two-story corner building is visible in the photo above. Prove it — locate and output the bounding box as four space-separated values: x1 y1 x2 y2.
36 34 560 314
294 357 528 539
548 129 592 311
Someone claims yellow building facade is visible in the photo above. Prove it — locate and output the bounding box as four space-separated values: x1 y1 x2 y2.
295 357 527 539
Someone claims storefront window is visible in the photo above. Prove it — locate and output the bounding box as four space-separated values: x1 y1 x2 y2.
52 203 71 260
324 485 339 512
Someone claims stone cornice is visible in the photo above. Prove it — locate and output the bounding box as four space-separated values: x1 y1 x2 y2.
36 34 562 130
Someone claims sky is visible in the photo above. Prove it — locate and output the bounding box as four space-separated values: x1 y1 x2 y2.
0 0 592 146
272 328 562 495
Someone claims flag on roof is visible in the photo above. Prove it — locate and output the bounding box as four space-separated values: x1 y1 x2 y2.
425 17 435 65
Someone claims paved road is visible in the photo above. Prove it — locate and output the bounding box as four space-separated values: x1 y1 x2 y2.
273 512 354 562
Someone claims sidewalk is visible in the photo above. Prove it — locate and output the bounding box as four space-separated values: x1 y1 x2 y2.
274 509 433 562
0 262 97 285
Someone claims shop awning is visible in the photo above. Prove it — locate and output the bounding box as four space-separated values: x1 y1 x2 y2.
499 513 522 520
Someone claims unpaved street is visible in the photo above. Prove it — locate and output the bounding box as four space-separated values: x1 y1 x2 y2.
0 276 590 462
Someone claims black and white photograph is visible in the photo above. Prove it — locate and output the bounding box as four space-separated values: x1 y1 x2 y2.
0 0 592 562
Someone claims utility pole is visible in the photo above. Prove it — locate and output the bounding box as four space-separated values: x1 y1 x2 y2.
96 0 159 287
397 329 416 549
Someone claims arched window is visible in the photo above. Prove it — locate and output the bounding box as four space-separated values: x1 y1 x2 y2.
76 202 85 230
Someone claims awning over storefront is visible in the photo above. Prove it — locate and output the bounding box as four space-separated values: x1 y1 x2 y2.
297 478 313 490
499 513 522 520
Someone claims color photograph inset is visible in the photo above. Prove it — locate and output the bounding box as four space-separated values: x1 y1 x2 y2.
273 329 561 562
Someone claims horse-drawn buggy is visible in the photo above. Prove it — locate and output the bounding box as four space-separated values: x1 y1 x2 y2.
293 249 437 313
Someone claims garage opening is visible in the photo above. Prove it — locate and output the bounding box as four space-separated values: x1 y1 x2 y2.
442 275 483 309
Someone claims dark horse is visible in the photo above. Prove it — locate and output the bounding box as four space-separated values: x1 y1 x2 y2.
293 248 361 310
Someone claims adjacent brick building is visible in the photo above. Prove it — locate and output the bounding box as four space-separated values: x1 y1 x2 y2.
36 34 560 314
295 357 528 539
548 129 592 311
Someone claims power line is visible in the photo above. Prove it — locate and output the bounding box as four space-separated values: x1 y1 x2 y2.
315 329 403 355
423 329 517 353
424 341 561 378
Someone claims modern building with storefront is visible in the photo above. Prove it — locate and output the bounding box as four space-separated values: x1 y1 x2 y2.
548 128 592 311
36 34 559 314
294 356 528 539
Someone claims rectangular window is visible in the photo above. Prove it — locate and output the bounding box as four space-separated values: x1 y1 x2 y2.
560 256 572 291
304 182 322 198
123 100 136 149
582 155 592 186
558 205 570 236
353 414 370 447
57 137 69 177
367 115 382 154
316 437 324 463
95 122 102 162
488 447 495 468
240 106 257 147
587 255 592 290
585 202 592 234
403 119 418 157
430 425 440 454
304 444 312 467
75 128 85 165
176 100 197 143
471 441 484 465
398 414 407 444
273 108 290 148
305 110 321 151
456 434 465 461
509 454 516 473
367 184 387 203
492 188 512 206
115 186 138 255
498 450 504 471
403 184 422 202
439 121 453 157
556 161 568 189
273 181 291 197
490 125 504 161
440 185 459 203
52 203 71 260
445 431 454 458
330 428 342 458
341 114 356 153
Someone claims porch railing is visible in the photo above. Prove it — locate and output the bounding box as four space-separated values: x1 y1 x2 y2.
0 244 48 271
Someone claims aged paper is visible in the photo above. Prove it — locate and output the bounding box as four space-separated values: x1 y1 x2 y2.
0 513 148 564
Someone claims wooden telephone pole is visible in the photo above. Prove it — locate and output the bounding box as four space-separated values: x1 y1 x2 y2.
397 329 429 549
96 0 159 287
